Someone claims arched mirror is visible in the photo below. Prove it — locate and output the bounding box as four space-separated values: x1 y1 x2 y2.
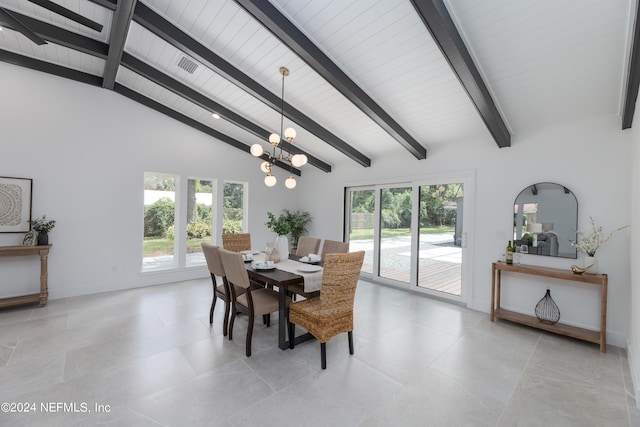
513 182 577 259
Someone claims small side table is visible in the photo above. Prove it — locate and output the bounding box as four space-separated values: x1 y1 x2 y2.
0 245 51 309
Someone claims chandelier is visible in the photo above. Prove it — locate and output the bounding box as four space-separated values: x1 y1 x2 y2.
250 67 307 189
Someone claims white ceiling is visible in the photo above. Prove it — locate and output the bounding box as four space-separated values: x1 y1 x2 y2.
0 0 636 171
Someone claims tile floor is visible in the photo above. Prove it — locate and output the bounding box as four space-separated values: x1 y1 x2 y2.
0 278 638 426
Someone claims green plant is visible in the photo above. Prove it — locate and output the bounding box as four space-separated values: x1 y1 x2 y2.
144 198 175 237
284 209 312 247
165 224 175 240
265 211 291 235
187 220 211 239
29 215 56 233
223 219 243 234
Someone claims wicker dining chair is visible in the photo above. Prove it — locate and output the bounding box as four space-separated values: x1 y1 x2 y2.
288 251 365 369
219 248 290 357
320 240 349 261
294 236 321 257
222 233 252 252
201 243 245 336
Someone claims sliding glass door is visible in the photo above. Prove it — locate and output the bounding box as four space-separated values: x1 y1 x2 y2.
346 178 469 302
417 183 463 296
379 186 412 283
346 187 375 274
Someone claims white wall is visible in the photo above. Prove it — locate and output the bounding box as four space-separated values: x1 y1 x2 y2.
628 95 640 406
300 115 632 347
0 62 299 300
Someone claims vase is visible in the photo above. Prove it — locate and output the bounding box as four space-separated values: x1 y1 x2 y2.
37 232 48 246
535 289 561 325
275 235 289 262
584 255 597 274
265 242 279 263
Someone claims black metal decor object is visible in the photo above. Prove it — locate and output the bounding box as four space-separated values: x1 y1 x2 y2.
535 289 560 325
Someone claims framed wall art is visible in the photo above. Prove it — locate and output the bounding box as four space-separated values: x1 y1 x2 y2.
0 176 33 233
20 230 37 246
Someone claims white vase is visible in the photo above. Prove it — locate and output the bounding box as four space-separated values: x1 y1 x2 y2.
584 255 597 274
275 235 289 262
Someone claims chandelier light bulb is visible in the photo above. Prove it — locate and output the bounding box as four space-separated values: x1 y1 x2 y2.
269 133 280 145
260 161 271 173
264 173 277 187
284 127 296 141
250 143 264 157
291 154 308 168
285 175 297 189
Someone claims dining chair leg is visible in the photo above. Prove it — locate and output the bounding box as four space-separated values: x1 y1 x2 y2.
266 313 270 327
228 303 236 341
262 314 268 325
321 342 327 369
246 312 254 357
348 331 354 355
209 294 217 324
222 299 230 337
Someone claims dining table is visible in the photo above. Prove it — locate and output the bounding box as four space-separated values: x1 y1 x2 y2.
245 253 323 350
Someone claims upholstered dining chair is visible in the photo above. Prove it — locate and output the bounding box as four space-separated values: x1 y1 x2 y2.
320 240 349 261
202 243 244 336
288 251 365 369
219 248 290 357
222 233 251 252
295 236 321 257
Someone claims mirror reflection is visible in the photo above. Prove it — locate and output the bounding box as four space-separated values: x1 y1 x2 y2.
513 182 577 259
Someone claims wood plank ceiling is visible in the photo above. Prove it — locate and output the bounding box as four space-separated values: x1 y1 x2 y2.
0 0 637 176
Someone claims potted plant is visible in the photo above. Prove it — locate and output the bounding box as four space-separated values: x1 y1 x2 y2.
284 209 312 249
266 212 291 260
570 216 627 273
29 215 56 245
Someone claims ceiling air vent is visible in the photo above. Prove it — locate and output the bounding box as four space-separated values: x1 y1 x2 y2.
177 56 198 74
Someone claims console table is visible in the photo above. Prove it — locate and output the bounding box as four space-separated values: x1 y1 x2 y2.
0 245 51 309
491 262 608 352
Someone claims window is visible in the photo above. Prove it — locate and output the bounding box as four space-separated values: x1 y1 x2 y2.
143 172 177 271
223 181 247 233
185 179 214 267
143 176 246 271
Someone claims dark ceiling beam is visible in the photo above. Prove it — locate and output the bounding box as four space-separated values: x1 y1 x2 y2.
26 0 103 32
234 0 427 160
0 8 47 45
0 10 108 58
102 0 136 89
121 52 331 173
86 0 117 12
0 48 103 86
133 3 370 168
622 0 640 129
114 83 300 175
409 0 511 148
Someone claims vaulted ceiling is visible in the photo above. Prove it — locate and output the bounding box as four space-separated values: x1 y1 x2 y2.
1 0 637 176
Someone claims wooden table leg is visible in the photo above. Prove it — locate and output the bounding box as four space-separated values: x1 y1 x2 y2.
39 248 49 306
600 275 608 352
278 285 288 350
490 264 496 321
496 269 501 311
